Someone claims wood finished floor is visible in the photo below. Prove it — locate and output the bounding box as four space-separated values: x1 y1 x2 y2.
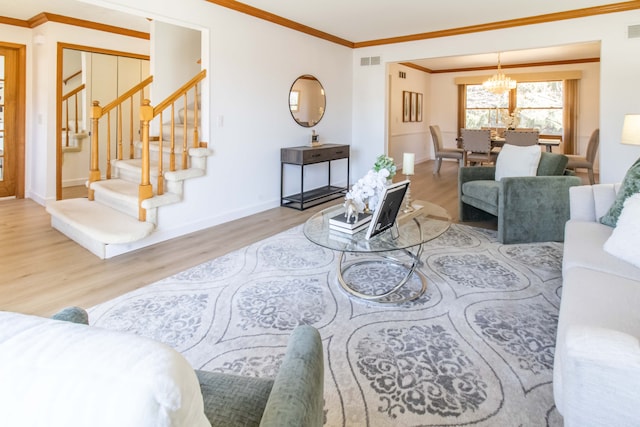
3 159 590 317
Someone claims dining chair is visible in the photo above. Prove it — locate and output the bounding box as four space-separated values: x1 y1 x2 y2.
504 129 540 146
460 128 497 166
429 125 465 174
566 128 599 184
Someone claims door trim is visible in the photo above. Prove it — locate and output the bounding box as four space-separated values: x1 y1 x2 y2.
0 42 26 199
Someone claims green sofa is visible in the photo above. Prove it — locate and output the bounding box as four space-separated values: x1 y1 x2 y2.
459 152 582 244
1 307 324 427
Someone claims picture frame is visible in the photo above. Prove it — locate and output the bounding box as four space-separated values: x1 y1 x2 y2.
365 180 410 240
416 93 423 122
410 92 417 122
402 91 410 122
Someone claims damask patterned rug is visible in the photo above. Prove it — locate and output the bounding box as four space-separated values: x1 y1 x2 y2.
89 223 564 426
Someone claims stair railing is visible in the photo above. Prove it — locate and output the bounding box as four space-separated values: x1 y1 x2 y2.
61 83 85 148
88 76 153 199
138 69 206 220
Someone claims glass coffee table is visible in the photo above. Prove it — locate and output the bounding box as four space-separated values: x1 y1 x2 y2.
303 200 450 303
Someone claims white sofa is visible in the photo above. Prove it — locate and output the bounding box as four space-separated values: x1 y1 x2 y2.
554 183 640 426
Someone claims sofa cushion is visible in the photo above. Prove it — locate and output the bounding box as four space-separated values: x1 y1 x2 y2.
536 152 569 176
563 220 640 282
600 156 640 226
554 266 640 417
461 180 501 215
0 312 210 427
569 183 621 221
604 193 640 269
495 144 542 181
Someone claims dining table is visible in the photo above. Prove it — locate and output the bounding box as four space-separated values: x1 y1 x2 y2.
490 137 560 152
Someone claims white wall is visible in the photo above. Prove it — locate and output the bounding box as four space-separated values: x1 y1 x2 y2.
151 21 201 103
74 0 353 254
352 11 640 184
8 0 640 253
387 63 430 169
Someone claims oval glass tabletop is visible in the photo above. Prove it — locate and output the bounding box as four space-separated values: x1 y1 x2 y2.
303 200 451 253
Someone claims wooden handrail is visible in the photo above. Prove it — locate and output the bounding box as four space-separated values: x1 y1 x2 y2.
61 83 86 147
88 70 206 222
63 70 81 85
62 83 85 101
153 70 206 115
101 75 153 116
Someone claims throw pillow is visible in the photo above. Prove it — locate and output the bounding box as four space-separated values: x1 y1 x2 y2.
494 144 542 181
603 193 640 268
600 156 640 226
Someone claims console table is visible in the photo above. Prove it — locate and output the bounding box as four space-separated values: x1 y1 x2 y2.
281 144 350 210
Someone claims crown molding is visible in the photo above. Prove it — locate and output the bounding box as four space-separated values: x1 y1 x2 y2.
3 1 639 48
204 0 640 48
204 0 354 47
0 13 149 40
0 16 31 28
404 57 601 75
355 1 640 47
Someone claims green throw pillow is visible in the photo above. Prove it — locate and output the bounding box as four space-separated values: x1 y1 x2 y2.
600 156 640 227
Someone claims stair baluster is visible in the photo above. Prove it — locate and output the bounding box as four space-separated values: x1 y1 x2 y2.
138 100 154 221
88 101 102 200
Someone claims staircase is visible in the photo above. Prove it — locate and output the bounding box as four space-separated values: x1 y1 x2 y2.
47 71 210 259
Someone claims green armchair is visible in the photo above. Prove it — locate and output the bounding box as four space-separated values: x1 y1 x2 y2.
459 152 582 244
2 307 324 427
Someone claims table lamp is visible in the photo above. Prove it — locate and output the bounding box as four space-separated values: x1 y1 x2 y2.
402 152 415 213
622 114 640 146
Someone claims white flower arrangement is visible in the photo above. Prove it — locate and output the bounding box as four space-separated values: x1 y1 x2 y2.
500 108 521 129
345 168 390 213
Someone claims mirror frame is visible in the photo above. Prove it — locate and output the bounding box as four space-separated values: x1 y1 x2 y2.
288 74 326 128
55 42 150 200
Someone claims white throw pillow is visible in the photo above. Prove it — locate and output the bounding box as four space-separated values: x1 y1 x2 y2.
604 193 640 268
0 312 210 427
494 144 542 181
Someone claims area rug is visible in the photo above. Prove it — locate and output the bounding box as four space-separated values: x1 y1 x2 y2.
89 223 564 426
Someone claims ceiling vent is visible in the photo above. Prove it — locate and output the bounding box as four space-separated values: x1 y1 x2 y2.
628 24 640 38
360 56 381 66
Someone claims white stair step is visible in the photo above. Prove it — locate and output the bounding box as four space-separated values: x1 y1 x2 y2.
90 179 140 217
46 198 155 259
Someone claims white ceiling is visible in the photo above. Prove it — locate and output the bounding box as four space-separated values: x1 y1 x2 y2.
0 0 612 69
236 0 617 43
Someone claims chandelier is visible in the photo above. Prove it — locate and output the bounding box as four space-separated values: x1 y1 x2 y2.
483 53 516 95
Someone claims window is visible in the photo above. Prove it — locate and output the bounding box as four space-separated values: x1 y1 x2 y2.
515 81 563 135
289 90 300 112
464 80 563 137
465 85 508 129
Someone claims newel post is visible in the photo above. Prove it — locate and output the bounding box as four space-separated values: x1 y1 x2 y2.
88 101 102 200
138 99 154 221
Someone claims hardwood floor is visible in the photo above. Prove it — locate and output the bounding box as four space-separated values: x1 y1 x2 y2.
0 159 490 316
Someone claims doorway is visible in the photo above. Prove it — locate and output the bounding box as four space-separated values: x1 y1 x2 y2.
0 43 26 198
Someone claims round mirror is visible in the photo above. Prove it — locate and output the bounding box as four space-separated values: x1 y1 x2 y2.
289 75 326 127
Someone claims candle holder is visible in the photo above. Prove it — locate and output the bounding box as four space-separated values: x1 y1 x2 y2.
402 175 415 213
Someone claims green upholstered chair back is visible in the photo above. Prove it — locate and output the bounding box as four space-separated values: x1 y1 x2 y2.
536 152 569 176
